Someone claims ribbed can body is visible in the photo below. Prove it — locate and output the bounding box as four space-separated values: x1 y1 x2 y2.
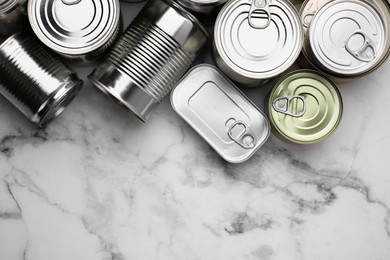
0 33 83 127
0 0 27 36
89 0 208 122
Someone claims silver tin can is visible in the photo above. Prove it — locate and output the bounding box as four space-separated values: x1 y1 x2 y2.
176 0 228 14
302 0 390 78
0 32 83 127
89 0 208 122
213 0 303 87
28 0 121 63
171 64 270 163
0 0 27 36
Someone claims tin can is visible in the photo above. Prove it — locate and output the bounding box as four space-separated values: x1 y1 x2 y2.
171 64 270 163
213 0 303 87
176 0 228 16
28 0 121 63
0 0 27 36
301 0 390 78
267 70 343 144
89 0 208 122
0 32 83 127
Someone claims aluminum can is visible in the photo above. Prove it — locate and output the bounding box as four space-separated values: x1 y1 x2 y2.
0 0 27 36
171 64 270 163
301 0 390 78
28 0 121 63
267 70 343 144
89 0 208 122
213 0 303 87
0 32 83 127
176 0 228 15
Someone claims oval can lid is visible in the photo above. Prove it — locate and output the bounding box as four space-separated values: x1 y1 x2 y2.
308 0 388 76
214 0 303 80
171 64 270 163
28 0 120 55
268 70 343 144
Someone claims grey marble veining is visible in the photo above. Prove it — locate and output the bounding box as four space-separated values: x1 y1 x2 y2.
1 1 390 260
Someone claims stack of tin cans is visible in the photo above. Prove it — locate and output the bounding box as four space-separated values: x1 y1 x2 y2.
0 0 389 163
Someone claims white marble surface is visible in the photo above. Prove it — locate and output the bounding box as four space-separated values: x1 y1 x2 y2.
1 2 390 260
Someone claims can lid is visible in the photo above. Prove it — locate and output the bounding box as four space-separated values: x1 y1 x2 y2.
28 0 120 55
0 0 20 14
268 70 343 144
214 0 303 80
171 64 270 163
308 0 388 76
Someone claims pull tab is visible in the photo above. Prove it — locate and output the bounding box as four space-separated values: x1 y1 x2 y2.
248 0 271 29
302 12 315 28
62 0 81 5
345 31 376 62
272 96 306 118
227 119 257 149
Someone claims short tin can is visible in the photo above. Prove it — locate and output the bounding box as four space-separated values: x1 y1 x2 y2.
301 0 390 78
0 0 27 36
171 64 270 163
89 0 208 122
0 32 83 127
213 0 303 87
28 0 122 63
267 70 343 144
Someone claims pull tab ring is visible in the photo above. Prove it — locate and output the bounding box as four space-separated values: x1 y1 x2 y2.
272 96 306 118
248 0 271 29
302 12 315 28
345 31 376 62
227 119 257 149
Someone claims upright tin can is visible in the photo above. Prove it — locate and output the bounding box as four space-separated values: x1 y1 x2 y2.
267 70 343 144
0 0 27 36
0 32 83 127
28 0 121 63
301 0 390 78
171 64 270 163
213 0 303 87
89 0 208 122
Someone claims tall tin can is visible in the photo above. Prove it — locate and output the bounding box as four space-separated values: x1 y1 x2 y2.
89 0 209 122
0 0 27 36
0 32 83 127
213 0 303 87
28 0 122 63
300 0 390 78
267 70 343 144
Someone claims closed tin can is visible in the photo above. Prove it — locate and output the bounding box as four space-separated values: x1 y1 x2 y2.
267 70 343 144
301 0 390 78
28 0 121 63
89 0 208 122
176 0 228 15
0 32 83 127
171 64 270 163
0 0 27 36
213 0 303 87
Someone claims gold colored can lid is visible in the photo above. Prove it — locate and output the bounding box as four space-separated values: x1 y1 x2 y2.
268 70 343 144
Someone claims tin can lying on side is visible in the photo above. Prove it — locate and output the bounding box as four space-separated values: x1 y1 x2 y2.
267 70 343 144
0 32 83 127
28 0 122 63
300 0 390 78
213 0 303 87
0 0 27 36
89 0 208 122
171 64 270 163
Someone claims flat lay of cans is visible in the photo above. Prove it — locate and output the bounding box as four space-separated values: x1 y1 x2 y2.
0 0 389 163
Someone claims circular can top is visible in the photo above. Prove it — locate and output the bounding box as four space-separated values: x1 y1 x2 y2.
0 0 21 14
28 0 120 56
214 0 303 82
268 70 343 144
308 0 389 77
177 0 228 12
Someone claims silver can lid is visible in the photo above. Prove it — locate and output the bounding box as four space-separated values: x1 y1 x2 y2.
0 0 19 14
214 0 303 82
28 0 120 56
171 64 270 163
308 0 388 76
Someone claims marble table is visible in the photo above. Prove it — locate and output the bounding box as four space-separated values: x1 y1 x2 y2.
1 2 389 260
